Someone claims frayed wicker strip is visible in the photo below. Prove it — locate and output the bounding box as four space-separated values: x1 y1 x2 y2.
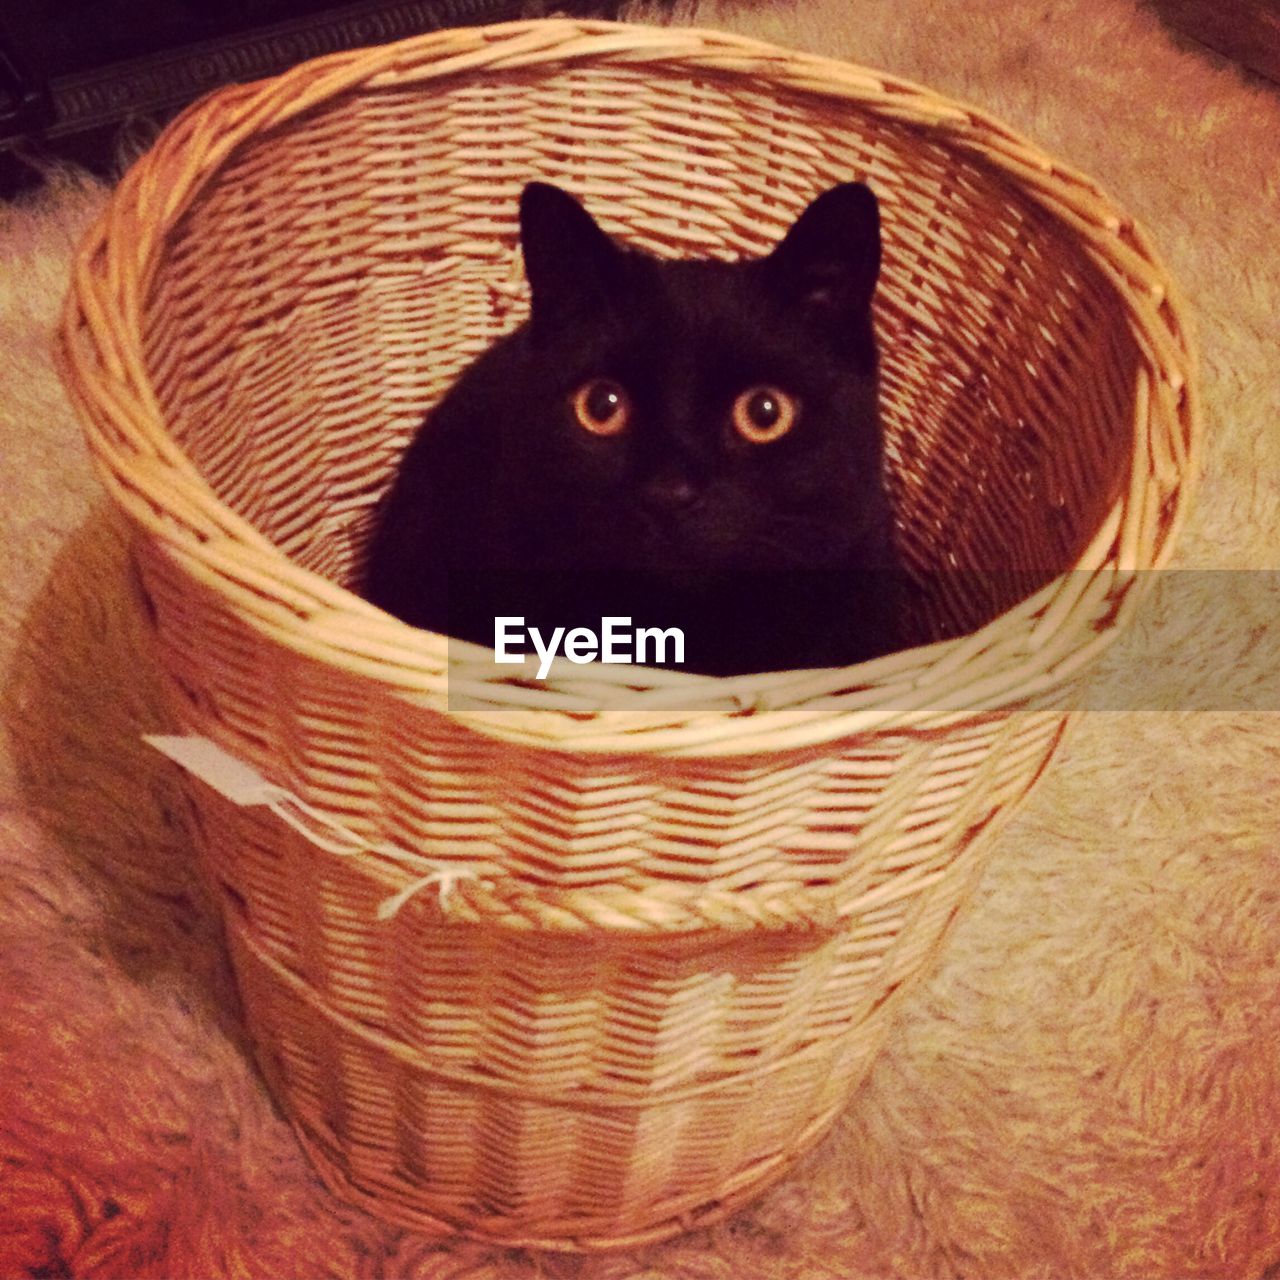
145 733 481 918
146 732 842 935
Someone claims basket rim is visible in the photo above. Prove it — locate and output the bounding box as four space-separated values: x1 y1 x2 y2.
57 15 1202 758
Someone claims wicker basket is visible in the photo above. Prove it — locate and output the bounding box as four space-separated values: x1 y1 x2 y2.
59 17 1199 1252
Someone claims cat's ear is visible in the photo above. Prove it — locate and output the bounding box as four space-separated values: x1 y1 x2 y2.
761 182 882 325
519 182 625 328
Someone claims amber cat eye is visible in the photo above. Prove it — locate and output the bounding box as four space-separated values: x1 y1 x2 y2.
571 379 631 436
732 387 798 443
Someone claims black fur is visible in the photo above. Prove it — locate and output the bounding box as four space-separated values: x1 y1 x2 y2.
362 180 900 676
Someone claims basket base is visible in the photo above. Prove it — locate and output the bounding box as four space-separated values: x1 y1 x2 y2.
226 746 1067 1253
288 1092 851 1253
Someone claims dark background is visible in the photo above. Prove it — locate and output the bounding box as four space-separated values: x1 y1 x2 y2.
3 1 1276 198
0 0 629 196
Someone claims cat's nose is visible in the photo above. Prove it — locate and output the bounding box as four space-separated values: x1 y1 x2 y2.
641 470 700 510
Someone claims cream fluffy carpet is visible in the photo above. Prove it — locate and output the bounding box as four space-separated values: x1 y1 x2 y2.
3 0 1280 1276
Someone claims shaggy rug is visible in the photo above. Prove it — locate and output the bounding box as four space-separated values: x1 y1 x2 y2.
3 0 1279 1276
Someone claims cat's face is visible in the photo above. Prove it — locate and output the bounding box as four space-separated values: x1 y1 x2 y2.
483 181 888 576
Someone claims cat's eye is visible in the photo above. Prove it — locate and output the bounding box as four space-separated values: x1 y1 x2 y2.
571 379 631 436
731 386 798 444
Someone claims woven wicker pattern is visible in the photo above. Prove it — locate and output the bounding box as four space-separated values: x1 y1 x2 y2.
59 18 1199 1251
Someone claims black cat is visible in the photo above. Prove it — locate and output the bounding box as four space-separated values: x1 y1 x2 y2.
362 180 900 677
